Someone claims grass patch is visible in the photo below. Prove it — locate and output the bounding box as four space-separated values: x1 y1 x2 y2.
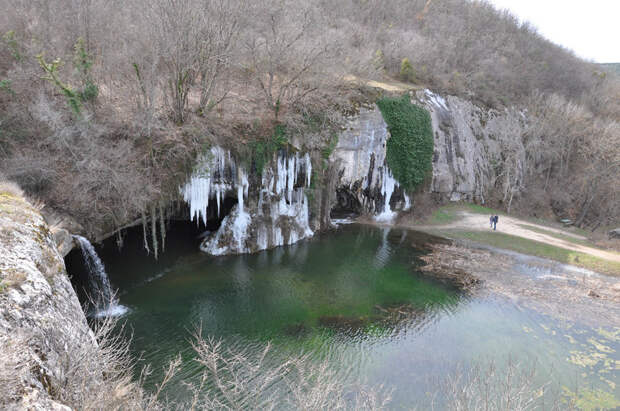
517 224 593 247
436 230 620 276
422 203 503 226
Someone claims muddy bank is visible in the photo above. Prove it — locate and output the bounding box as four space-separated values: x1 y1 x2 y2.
419 242 620 327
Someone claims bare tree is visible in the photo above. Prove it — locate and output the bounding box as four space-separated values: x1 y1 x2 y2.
148 0 203 124
196 0 241 114
242 0 332 119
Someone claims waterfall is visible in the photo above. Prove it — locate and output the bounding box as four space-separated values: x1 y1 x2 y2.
74 235 127 317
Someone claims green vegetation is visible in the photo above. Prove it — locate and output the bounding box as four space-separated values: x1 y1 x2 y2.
437 230 620 276
427 207 460 225
37 54 83 115
423 203 503 226
0 79 14 96
400 58 416 83
377 94 433 191
250 124 288 174
563 388 620 411
36 38 98 116
73 38 98 102
517 224 592 247
3 31 22 62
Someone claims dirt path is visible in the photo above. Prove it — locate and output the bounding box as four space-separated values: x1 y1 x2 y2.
419 212 620 264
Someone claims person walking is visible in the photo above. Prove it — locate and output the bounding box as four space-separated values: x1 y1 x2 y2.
493 215 498 230
490 215 494 229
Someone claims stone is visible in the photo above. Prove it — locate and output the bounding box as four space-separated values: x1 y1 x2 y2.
608 228 620 239
330 106 408 215
52 227 75 257
0 190 100 409
415 89 526 205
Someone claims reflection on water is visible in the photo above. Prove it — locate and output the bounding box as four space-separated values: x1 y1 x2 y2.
106 224 619 407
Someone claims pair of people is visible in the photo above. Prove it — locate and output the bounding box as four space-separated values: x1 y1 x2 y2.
489 215 499 230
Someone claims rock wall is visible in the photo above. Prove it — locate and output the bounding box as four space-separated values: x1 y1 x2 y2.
181 89 526 256
330 106 409 218
0 189 99 409
415 89 526 204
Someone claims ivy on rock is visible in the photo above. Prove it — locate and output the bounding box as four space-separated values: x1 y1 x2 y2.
377 94 433 192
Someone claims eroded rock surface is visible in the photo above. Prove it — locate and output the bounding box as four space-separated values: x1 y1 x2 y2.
182 90 528 256
416 90 526 204
0 191 99 409
331 106 408 216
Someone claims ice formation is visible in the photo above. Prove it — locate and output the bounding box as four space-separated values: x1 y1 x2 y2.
375 168 397 222
182 147 314 255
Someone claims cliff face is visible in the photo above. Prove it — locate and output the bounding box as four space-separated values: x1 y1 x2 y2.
330 106 409 217
0 188 100 409
180 89 526 256
417 90 526 204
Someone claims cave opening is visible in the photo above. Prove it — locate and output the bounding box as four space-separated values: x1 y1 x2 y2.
65 194 239 308
330 188 362 219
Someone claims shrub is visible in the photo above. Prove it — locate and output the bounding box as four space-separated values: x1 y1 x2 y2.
400 58 416 83
377 94 433 192
250 124 288 174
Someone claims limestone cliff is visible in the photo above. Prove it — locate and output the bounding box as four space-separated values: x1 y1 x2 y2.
0 187 100 409
416 89 526 204
180 89 526 256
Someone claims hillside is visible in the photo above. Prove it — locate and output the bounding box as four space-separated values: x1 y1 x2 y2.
0 0 618 237
601 63 620 75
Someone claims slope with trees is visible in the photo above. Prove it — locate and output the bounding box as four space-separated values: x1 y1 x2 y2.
0 0 618 236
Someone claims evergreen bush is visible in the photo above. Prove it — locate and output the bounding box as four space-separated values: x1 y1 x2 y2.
377 94 433 192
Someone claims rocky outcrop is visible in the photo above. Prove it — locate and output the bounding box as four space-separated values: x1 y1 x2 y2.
330 106 409 217
0 190 100 409
181 89 526 256
416 89 526 204
52 228 75 258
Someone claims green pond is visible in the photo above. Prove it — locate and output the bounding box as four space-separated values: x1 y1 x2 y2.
98 224 619 409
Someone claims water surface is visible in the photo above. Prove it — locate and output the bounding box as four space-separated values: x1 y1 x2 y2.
104 224 619 408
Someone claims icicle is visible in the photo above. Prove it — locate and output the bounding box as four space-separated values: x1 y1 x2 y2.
141 211 150 254
375 167 397 222
216 185 221 217
294 153 299 185
237 168 245 213
116 230 124 249
159 204 166 252
304 153 312 187
287 154 295 202
151 204 158 260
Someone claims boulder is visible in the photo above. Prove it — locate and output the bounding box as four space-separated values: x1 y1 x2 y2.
608 228 620 239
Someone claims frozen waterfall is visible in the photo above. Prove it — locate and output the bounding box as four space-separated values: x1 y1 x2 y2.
375 168 397 222
184 147 314 255
181 146 235 226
